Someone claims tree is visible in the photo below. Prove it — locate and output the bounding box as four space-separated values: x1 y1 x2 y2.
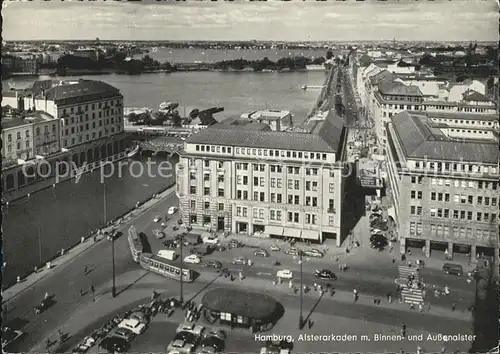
326 50 333 60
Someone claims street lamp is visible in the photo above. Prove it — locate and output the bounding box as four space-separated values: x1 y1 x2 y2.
298 250 304 329
104 183 116 298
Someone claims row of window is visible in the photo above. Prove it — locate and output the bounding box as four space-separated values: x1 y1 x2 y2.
195 145 232 154
62 119 118 136
410 222 494 241
381 95 422 103
6 125 56 142
62 108 120 125
430 192 498 207
60 100 121 116
417 207 498 223
412 162 498 176
432 117 495 127
62 127 118 147
234 147 328 161
189 200 225 211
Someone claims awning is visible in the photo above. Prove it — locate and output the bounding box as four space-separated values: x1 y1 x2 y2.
266 226 284 236
283 228 302 239
301 229 320 241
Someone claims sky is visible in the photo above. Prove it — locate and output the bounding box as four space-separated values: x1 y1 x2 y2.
2 0 499 42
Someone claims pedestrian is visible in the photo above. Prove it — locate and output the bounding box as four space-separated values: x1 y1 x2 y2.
84 265 88 275
418 304 423 312
90 285 95 302
451 303 456 311
79 288 83 297
34 265 38 273
45 292 49 300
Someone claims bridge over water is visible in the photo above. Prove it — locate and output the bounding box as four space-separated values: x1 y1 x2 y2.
137 136 184 157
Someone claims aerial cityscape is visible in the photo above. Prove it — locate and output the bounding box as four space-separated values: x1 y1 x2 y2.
1 1 499 354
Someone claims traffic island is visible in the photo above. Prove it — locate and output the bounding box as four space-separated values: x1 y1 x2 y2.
201 287 283 333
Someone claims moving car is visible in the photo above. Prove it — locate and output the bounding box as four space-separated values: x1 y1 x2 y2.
202 236 219 245
303 249 324 258
2 327 23 349
203 260 222 269
270 244 281 252
442 263 463 276
163 239 178 249
176 322 205 336
153 215 161 223
99 337 130 353
203 330 226 340
284 248 299 256
167 339 195 354
168 206 178 215
174 331 200 345
200 336 225 353
232 257 249 265
315 269 337 280
110 327 135 342
227 239 243 249
117 318 146 335
276 269 293 279
184 254 202 264
254 249 270 257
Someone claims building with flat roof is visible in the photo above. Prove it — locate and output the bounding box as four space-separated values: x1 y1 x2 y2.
386 111 499 261
176 109 347 245
241 109 293 131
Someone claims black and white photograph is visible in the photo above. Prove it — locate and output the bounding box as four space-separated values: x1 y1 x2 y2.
1 0 499 353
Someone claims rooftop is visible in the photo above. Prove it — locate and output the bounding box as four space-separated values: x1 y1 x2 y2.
201 287 278 320
31 79 120 102
1 111 55 129
251 109 291 120
369 70 395 86
215 118 272 132
406 111 498 122
390 111 498 164
186 120 340 153
378 81 423 97
462 90 491 103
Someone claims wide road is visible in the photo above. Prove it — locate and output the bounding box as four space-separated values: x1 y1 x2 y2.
3 192 180 353
4 189 474 352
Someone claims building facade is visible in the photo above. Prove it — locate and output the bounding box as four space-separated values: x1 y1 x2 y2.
176 114 347 245
386 111 499 261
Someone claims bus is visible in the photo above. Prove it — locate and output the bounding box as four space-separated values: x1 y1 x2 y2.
128 225 143 263
139 253 194 283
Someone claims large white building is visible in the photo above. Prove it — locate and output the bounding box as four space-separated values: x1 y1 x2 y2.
175 111 347 245
3 79 124 149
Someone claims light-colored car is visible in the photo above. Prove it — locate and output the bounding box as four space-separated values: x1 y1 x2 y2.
176 322 205 336
117 318 146 335
270 244 281 252
168 206 178 215
276 269 293 279
203 329 226 340
232 256 248 265
111 327 136 342
303 249 324 258
202 236 219 245
167 339 195 354
184 254 202 264
153 215 161 223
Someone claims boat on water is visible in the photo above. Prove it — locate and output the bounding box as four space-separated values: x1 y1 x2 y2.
126 145 140 158
301 85 307 90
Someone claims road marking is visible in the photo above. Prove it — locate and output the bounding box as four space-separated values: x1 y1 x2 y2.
227 268 243 272
256 272 272 276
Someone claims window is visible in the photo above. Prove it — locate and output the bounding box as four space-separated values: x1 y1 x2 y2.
271 178 276 188
410 206 416 215
242 207 247 217
484 197 490 206
329 215 335 226
204 160 210 167
329 183 334 193
260 177 265 187
190 186 196 194
254 192 259 201
431 192 436 201
260 192 265 202
237 207 242 216
294 180 300 190
204 174 210 181
243 176 248 185
254 177 259 187
411 191 416 199
204 187 210 196
276 210 282 221
270 210 276 220
288 179 293 189
277 194 282 203
204 201 210 210
409 222 416 235
271 193 276 203
328 199 334 212
417 191 422 200
218 189 224 197
190 200 196 209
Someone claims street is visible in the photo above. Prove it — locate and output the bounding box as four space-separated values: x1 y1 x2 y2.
4 191 476 353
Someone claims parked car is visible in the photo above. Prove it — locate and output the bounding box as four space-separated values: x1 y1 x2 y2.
174 331 200 345
128 311 149 324
270 244 281 252
232 257 249 265
203 260 223 269
117 318 146 335
200 336 225 353
203 236 219 245
153 215 161 223
100 337 130 353
110 327 135 342
303 249 324 258
163 239 178 249
2 327 23 349
203 330 226 340
176 322 205 336
276 269 293 279
167 339 195 354
168 206 178 215
184 254 202 264
254 249 270 257
315 269 337 280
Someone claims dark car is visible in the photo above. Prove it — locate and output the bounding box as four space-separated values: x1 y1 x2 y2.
203 260 223 269
99 337 130 353
163 239 178 249
314 269 337 280
254 249 270 257
200 336 225 352
227 239 243 249
34 298 51 314
174 331 199 345
442 263 463 276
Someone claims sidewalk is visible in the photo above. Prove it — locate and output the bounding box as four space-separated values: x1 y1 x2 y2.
2 184 176 304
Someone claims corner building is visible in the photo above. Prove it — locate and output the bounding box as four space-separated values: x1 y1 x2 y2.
176 113 347 245
386 111 499 261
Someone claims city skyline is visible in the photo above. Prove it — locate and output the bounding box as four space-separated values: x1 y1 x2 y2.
3 0 498 42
